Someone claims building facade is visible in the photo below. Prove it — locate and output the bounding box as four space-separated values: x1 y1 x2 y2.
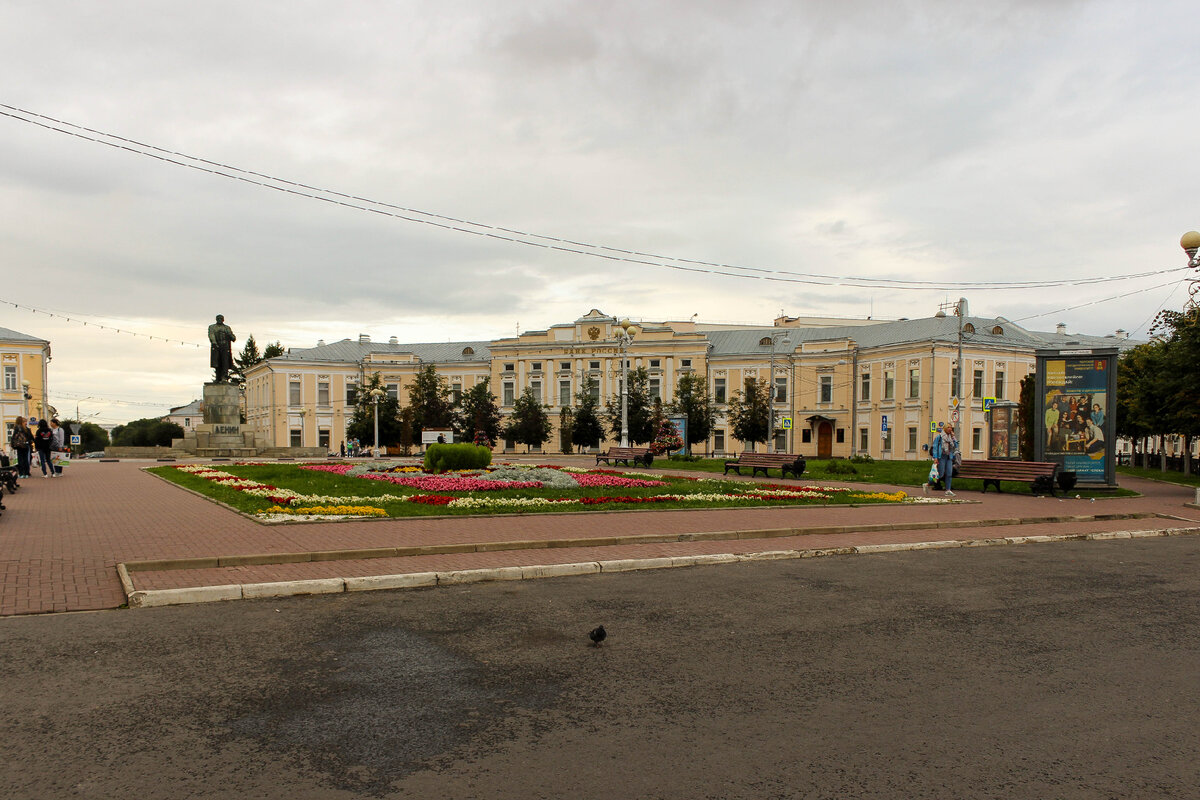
242 308 1137 459
1 325 51 442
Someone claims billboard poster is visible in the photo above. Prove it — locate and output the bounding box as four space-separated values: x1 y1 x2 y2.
1037 350 1116 484
668 415 688 457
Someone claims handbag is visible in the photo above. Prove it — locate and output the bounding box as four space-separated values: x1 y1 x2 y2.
927 461 940 483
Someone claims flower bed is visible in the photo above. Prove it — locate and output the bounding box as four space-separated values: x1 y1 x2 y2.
163 462 917 520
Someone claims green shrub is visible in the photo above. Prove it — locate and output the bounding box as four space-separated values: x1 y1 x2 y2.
848 454 875 464
822 459 858 475
424 443 493 472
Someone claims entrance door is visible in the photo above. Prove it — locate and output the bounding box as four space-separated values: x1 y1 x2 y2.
817 422 833 458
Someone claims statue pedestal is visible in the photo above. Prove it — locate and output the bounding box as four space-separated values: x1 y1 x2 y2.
202 382 241 425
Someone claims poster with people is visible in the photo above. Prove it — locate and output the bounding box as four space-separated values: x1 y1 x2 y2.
1039 354 1113 483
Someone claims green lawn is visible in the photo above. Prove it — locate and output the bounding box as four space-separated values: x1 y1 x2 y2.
660 456 1137 497
1117 465 1200 488
149 462 912 520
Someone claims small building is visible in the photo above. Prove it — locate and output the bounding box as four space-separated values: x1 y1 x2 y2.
164 399 204 430
1 325 51 440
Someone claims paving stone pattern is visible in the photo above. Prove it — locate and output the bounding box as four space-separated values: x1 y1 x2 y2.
1 460 1197 615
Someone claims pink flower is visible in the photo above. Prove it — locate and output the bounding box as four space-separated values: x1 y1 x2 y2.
571 473 666 488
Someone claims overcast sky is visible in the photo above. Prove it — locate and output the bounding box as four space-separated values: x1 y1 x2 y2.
3 0 1198 425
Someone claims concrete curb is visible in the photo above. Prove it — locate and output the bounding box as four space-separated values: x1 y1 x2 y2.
119 525 1200 609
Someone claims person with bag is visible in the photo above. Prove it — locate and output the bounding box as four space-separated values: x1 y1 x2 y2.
10 416 33 478
49 418 67 476
930 424 958 497
33 418 57 478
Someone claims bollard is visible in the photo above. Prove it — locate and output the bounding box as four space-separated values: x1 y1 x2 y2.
1195 487 1200 505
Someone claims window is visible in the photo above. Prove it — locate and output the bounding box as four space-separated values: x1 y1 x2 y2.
908 368 920 399
318 428 330 449
860 373 870 401
288 381 301 406
317 381 330 407
908 427 918 452
3 366 15 391
802 428 812 444
529 380 541 399
649 378 661 400
836 428 845 444
649 359 660 368
972 428 983 451
774 376 787 403
774 429 787 451
451 381 462 402
589 380 600 402
504 363 515 372
503 382 515 406
531 362 542 372
560 361 571 370
883 428 893 451
884 369 895 400
559 380 571 406
819 376 832 403
386 383 398 401
290 428 302 447
951 367 960 396
859 428 869 451
714 429 725 453
346 382 358 407
681 359 692 368
714 378 727 404
994 371 1005 399
972 369 984 398
462 346 475 356
589 360 600 370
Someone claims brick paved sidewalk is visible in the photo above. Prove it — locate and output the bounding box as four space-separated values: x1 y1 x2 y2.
1 460 1197 615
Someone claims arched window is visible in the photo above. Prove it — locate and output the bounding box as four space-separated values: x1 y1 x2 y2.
991 326 1004 335
963 323 975 334
462 346 475 356
759 336 773 346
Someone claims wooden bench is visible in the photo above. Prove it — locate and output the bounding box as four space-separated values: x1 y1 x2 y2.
595 446 654 468
724 452 807 479
0 454 18 494
954 459 1059 495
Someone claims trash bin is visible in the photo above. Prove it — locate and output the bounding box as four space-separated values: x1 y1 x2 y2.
1057 471 1077 492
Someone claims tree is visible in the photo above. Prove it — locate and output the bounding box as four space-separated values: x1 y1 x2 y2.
727 378 770 451
1151 310 1200 474
669 371 716 453
604 366 655 444
229 336 285 388
454 379 501 446
503 387 553 452
571 377 605 451
1018 374 1036 461
559 406 574 454
345 372 403 449
407 364 453 441
58 419 110 453
111 418 184 447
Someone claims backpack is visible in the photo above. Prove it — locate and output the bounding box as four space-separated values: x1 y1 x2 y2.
12 428 29 449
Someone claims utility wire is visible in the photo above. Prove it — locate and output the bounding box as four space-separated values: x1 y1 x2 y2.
1010 279 1182 323
0 297 203 346
1 103 1186 292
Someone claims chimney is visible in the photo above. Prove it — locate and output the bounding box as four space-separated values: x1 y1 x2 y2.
389 336 399 345
1115 328 1127 339
1055 323 1067 335
359 333 371 344
316 339 326 347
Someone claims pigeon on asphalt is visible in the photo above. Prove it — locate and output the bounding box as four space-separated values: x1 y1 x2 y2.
588 625 607 647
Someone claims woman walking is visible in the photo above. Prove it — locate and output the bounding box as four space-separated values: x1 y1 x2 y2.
931 424 959 497
9 416 33 478
33 418 56 478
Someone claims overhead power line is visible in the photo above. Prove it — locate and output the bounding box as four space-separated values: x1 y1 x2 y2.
0 297 203 347
1 103 1186 292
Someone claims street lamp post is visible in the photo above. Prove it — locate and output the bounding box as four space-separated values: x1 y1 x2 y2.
371 387 385 457
21 380 31 418
1180 231 1200 315
613 318 637 447
767 332 792 452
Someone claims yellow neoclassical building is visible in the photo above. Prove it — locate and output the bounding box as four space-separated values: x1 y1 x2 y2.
1 325 52 439
242 307 1136 459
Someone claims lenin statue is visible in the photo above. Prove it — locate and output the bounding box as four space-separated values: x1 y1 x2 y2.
208 315 237 383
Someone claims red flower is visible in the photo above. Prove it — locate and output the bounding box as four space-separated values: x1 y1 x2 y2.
407 494 457 506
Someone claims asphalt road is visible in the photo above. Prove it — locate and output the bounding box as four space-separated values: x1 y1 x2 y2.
1 536 1198 799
